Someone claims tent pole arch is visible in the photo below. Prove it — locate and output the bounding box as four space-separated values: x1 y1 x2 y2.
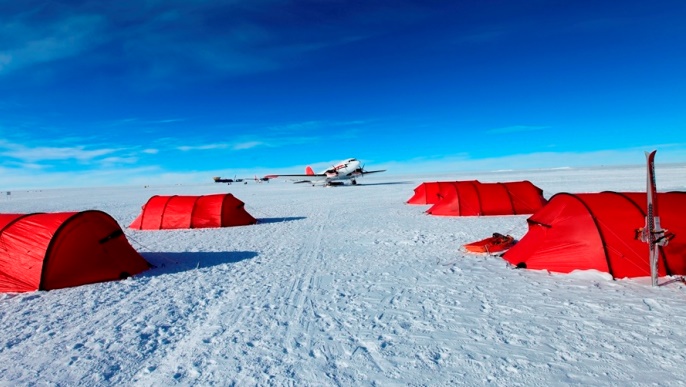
188 195 203 229
135 195 158 230
39 211 92 290
470 181 484 216
499 182 517 215
158 195 176 230
0 213 43 234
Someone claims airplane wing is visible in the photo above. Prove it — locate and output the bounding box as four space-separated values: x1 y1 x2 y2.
357 169 386 175
264 174 325 178
345 169 386 177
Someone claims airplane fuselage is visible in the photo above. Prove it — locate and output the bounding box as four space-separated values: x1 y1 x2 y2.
319 158 363 180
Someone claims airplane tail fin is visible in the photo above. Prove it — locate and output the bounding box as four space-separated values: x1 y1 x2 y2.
305 166 315 175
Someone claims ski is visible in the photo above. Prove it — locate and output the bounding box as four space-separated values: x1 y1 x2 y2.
639 150 668 286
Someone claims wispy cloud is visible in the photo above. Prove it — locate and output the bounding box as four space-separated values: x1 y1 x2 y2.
101 117 184 127
0 165 164 190
0 139 153 171
486 125 550 134
176 140 267 152
100 156 139 165
0 143 119 163
3 161 44 170
1 1 445 85
0 14 104 75
165 119 372 153
232 141 264 150
177 143 229 152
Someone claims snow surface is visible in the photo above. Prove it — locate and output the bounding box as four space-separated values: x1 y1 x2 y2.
1 164 686 386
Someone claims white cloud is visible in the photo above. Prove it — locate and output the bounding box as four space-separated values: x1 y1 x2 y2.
176 140 268 152
177 143 229 152
232 141 264 150
0 165 164 190
2 144 118 162
102 118 185 127
100 156 139 165
0 139 155 169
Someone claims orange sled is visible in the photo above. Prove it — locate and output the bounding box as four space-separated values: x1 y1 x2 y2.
463 233 515 254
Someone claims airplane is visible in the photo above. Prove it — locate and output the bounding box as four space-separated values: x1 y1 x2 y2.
263 158 385 186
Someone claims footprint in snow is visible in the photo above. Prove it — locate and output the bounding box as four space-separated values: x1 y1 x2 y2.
642 298 661 311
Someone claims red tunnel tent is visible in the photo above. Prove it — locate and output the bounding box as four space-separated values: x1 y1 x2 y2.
502 191 686 279
0 211 151 293
129 193 257 230
419 180 547 216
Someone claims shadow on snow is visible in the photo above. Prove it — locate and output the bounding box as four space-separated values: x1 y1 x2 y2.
257 216 306 224
140 251 258 276
353 181 415 186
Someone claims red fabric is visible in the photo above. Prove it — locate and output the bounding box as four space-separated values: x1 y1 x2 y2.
503 193 608 274
425 182 459 215
192 194 224 228
453 181 482 215
130 193 256 230
478 183 514 215
425 180 546 217
407 182 445 205
220 194 258 226
584 192 652 278
503 192 686 279
426 181 480 216
129 196 170 230
0 214 25 229
162 196 197 229
505 181 548 214
406 182 429 204
660 192 686 274
0 211 150 292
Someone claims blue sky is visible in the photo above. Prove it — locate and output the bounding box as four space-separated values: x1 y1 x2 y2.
1 0 685 189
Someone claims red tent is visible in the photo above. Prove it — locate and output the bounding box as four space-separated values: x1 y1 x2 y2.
407 181 476 205
502 191 686 279
129 193 257 230
0 211 151 293
421 180 547 216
